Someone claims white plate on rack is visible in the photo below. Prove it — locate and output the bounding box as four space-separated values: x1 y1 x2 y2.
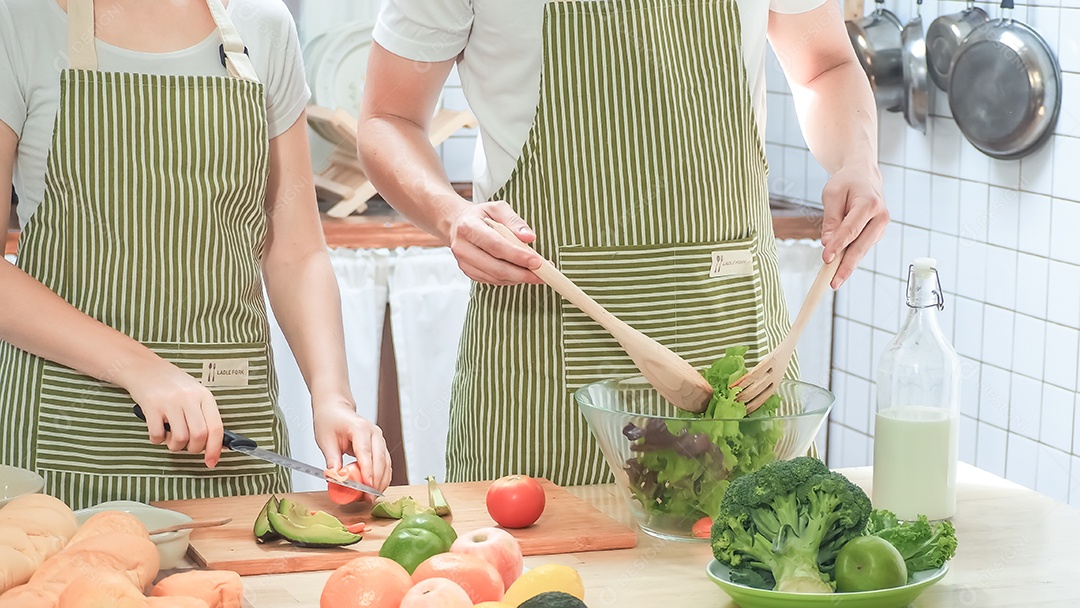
313 23 375 116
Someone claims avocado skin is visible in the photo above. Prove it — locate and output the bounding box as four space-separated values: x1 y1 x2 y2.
519 592 589 608
266 505 362 548
254 495 280 543
277 498 348 529
397 513 458 547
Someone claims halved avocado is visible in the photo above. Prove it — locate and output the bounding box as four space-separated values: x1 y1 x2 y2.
254 495 280 543
371 495 435 519
266 507 362 548
277 497 348 529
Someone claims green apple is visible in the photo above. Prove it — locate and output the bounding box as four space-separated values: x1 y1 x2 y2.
834 536 908 592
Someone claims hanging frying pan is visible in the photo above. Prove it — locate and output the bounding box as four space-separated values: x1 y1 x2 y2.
846 19 874 84
948 0 1061 159
925 0 989 91
856 0 904 112
900 0 932 133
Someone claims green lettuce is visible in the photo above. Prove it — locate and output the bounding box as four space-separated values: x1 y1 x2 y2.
623 346 783 521
866 509 958 575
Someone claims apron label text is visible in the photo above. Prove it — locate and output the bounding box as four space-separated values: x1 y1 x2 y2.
201 359 250 388
710 250 754 278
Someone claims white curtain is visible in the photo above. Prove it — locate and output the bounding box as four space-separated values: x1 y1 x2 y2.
388 248 471 484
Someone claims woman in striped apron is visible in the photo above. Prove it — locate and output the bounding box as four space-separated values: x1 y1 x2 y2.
359 0 887 485
0 0 390 509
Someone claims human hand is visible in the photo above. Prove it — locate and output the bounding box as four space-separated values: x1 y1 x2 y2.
819 164 889 288
447 200 544 285
123 361 224 467
313 399 392 495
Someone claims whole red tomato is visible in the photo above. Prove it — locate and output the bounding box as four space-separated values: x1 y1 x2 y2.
692 516 712 539
325 462 370 505
486 475 546 529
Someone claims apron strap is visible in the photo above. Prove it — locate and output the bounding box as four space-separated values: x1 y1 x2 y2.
204 0 261 83
67 0 98 71
64 0 260 83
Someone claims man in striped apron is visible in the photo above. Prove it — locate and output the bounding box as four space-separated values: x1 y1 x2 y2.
0 0 292 509
359 0 887 485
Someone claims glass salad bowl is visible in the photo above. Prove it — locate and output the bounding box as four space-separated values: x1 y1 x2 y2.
576 376 833 541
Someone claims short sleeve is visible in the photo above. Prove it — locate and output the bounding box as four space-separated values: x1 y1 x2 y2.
374 0 474 63
0 3 27 137
264 9 310 140
769 0 828 14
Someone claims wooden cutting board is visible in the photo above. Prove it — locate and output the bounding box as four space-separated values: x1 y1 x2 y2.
153 480 638 576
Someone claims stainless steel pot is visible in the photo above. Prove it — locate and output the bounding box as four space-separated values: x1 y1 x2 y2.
925 0 989 91
846 19 874 83
948 0 1061 159
858 0 904 112
901 0 932 132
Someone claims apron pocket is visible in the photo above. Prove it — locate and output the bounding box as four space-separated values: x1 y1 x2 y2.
35 342 282 478
559 235 768 392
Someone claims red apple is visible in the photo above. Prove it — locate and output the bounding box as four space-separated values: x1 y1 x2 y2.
450 527 524 591
400 577 473 608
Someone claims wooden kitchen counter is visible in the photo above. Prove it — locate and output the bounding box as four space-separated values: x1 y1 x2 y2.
4 198 823 256
238 463 1080 607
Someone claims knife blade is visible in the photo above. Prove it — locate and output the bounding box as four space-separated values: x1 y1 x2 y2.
132 405 384 497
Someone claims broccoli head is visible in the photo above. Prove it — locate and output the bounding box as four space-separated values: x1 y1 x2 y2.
710 457 873 593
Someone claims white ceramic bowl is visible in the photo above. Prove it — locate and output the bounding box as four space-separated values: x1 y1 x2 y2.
75 500 193 569
0 465 45 508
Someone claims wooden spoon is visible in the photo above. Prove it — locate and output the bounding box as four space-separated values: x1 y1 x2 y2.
485 219 713 413
148 517 232 535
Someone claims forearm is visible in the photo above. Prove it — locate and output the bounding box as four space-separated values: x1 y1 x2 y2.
0 261 171 387
263 247 353 407
357 115 468 243
789 60 880 177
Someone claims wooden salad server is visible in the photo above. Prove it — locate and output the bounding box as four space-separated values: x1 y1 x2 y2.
730 257 841 413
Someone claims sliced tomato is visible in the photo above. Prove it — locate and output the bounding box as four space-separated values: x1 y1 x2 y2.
692 516 713 539
325 462 367 505
344 521 368 535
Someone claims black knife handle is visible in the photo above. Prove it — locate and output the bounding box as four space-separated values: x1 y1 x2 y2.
132 405 258 450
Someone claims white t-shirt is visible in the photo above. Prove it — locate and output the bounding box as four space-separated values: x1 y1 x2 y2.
374 0 826 203
0 0 311 228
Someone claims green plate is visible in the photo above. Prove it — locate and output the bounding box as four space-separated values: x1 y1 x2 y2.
706 560 948 608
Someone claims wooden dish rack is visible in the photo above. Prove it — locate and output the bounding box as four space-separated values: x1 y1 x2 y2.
307 106 478 218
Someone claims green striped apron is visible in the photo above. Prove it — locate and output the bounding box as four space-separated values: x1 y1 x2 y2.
0 0 290 509
447 0 795 485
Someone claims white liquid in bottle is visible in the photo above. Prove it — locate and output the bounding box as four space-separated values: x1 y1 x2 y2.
873 406 959 521
873 258 960 521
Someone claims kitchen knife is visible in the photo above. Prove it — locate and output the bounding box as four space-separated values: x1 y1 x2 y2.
132 405 384 497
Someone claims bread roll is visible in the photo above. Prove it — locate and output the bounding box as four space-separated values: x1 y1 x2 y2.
0 509 78 547
0 547 36 595
32 533 159 591
0 582 61 608
68 512 149 546
56 570 148 608
0 496 77 594
151 571 242 608
0 494 73 518
0 495 76 542
146 598 209 608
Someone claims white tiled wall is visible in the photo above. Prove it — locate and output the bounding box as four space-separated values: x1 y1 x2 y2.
766 0 1080 506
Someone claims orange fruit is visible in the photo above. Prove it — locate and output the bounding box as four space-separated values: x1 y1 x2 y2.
321 556 413 608
411 553 504 604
